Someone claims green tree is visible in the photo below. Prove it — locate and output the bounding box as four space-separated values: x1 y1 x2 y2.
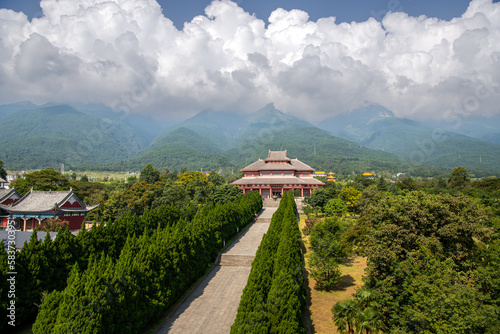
332 289 385 334
208 170 225 186
376 176 388 192
324 198 348 217
308 218 347 291
396 177 417 191
35 218 69 232
332 299 358 334
448 166 470 191
0 160 6 180
354 175 376 189
10 168 70 195
212 185 243 204
339 187 361 213
358 191 494 332
139 164 160 184
356 307 385 334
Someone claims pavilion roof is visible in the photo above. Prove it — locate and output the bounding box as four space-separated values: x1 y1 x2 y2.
264 150 291 162
0 177 6 183
3 188 97 214
290 159 315 171
241 152 315 172
232 176 324 186
0 188 20 204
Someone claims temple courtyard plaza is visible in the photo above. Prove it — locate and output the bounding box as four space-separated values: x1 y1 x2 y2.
154 206 277 334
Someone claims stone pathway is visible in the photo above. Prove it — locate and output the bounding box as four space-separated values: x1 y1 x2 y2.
155 207 277 334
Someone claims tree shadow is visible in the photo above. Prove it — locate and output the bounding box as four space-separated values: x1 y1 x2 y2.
334 274 356 292
303 267 316 334
341 256 356 267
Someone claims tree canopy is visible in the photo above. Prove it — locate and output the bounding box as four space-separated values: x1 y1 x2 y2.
448 166 470 191
0 160 6 180
139 163 160 184
9 168 70 195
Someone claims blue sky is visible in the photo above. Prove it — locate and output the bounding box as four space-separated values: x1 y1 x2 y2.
0 0 482 28
0 0 499 121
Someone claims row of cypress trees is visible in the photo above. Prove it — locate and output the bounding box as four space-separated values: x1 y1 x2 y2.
231 191 307 334
0 191 262 332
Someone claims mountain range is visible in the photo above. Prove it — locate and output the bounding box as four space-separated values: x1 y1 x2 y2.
0 102 499 176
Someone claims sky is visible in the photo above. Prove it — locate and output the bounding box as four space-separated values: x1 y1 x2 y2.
0 0 499 122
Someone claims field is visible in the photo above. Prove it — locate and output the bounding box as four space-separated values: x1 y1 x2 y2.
299 215 367 334
7 170 138 183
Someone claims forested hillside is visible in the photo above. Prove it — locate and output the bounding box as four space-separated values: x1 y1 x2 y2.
1 168 262 331
301 168 500 333
1 101 499 176
319 105 500 172
0 105 148 169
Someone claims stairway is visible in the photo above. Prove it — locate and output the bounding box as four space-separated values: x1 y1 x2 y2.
219 254 255 267
263 198 281 207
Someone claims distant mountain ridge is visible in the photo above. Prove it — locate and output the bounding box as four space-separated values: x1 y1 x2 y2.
1 101 499 175
152 103 310 150
141 104 409 174
317 105 500 172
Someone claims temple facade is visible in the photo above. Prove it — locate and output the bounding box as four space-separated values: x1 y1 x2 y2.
0 188 98 231
231 150 324 198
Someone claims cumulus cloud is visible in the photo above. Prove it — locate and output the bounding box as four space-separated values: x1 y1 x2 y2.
0 0 499 122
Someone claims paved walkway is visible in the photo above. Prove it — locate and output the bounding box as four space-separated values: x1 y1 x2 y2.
155 207 277 334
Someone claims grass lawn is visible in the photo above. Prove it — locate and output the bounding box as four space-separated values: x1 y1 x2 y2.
299 215 367 334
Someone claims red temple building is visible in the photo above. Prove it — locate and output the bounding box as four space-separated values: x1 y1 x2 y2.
231 150 324 198
0 188 98 231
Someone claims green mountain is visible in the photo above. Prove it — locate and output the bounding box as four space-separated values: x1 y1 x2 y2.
146 104 410 174
0 105 148 169
125 127 233 171
3 101 498 176
318 105 500 173
128 144 234 172
70 103 173 145
224 126 405 175
425 115 500 145
0 101 38 118
153 110 245 150
154 103 311 150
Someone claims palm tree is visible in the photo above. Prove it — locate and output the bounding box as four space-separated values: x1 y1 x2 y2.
332 299 359 334
354 289 373 310
356 307 386 334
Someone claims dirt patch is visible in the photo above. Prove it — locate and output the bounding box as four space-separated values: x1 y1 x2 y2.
299 215 367 334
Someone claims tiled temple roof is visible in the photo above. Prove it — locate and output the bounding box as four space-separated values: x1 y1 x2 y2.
241 151 314 172
232 177 324 186
264 150 291 162
0 188 20 204
3 188 98 214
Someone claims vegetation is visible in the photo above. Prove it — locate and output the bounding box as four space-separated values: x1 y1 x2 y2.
35 217 69 232
0 105 149 169
231 192 306 334
302 168 500 333
0 191 261 331
0 160 6 180
10 168 71 195
308 218 347 291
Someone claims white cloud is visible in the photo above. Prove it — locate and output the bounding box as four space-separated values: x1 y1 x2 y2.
0 0 499 121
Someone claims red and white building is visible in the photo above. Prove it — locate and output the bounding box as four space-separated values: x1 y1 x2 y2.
231 150 324 198
0 188 97 231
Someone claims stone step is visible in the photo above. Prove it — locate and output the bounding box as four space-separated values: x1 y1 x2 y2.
219 255 255 267
263 198 281 207
256 218 271 224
